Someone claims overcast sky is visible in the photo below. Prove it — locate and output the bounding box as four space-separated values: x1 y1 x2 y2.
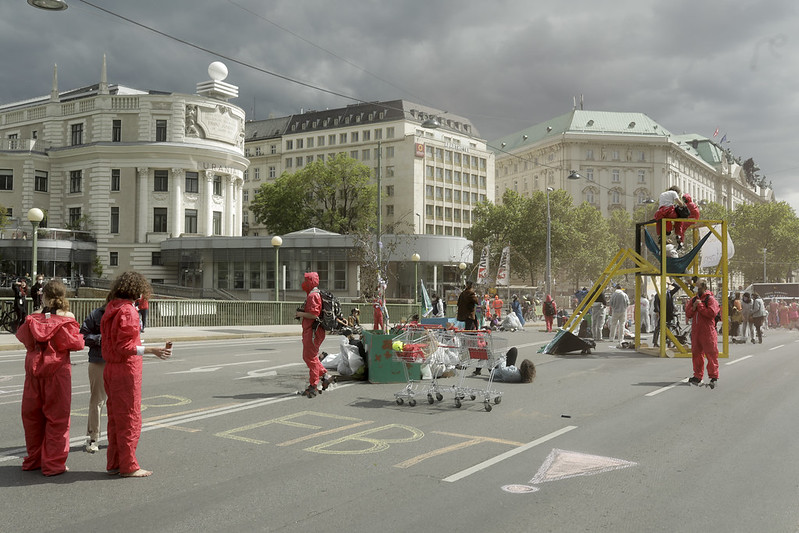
4 0 798 210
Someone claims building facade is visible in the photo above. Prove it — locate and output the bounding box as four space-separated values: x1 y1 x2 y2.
244 100 495 238
0 59 247 282
492 110 772 213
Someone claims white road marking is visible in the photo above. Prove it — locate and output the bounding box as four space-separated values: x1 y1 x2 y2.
236 362 305 379
645 378 689 397
442 425 577 483
165 360 270 374
726 355 753 365
769 344 784 351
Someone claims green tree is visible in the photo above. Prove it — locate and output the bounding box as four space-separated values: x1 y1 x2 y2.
560 202 613 290
729 202 799 283
250 154 377 235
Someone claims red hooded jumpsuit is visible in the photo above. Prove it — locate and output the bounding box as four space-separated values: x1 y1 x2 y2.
101 299 146 474
685 290 720 380
301 272 328 387
16 313 85 475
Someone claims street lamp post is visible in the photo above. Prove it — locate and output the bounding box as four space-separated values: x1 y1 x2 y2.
27 208 44 279
458 262 467 288
271 235 282 301
545 187 554 297
411 253 420 307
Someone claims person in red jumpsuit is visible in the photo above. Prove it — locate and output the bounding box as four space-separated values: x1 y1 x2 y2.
685 279 720 386
542 294 557 333
16 280 84 476
102 272 171 478
677 193 701 242
492 295 504 319
295 272 333 398
372 297 384 332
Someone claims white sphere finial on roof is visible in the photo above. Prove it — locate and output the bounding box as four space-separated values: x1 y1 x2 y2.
208 61 228 81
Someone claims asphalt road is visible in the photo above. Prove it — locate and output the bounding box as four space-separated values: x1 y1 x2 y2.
2 327 799 532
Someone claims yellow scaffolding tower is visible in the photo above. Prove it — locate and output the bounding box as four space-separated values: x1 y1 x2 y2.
562 218 729 358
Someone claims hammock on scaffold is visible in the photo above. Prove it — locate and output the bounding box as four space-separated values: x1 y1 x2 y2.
644 229 713 274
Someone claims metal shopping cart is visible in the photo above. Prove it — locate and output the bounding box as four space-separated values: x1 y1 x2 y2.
454 330 506 411
390 326 439 407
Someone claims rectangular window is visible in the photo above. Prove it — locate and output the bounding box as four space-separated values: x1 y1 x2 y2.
153 207 168 233
254 167 261 180
285 158 293 168
638 170 646 183
339 133 347 144
270 144 277 154
386 185 394 197
286 140 293 150
268 166 276 179
185 209 198 233
612 169 620 183
243 189 249 203
317 136 325 147
110 207 120 233
296 138 303 149
363 130 370 141
586 149 594 160
70 123 83 145
307 137 314 148
386 204 394 216
70 170 82 193
362 149 370 160
328 134 336 146
212 211 222 235
185 171 199 193
213 175 222 196
296 156 304 167
374 128 383 140
69 207 81 226
156 119 167 142
351 132 359 142
111 169 120 191
386 127 395 138
154 169 169 191
350 151 358 159
385 146 394 158
151 252 163 266
109 252 119 267
425 185 434 198
35 170 48 192
112 119 121 142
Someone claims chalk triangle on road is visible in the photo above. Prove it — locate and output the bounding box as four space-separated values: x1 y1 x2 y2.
530 448 636 484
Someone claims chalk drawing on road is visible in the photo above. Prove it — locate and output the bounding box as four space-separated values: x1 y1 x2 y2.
502 448 637 494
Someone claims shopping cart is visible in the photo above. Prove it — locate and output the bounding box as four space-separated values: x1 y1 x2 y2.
391 326 439 406
454 330 506 411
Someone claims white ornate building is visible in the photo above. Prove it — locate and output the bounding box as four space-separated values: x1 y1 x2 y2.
492 109 772 213
0 59 247 283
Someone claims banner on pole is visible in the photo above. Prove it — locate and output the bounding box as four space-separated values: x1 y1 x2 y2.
420 279 433 317
496 246 510 286
476 245 490 285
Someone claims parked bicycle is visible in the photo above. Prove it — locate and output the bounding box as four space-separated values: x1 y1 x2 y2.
0 301 21 334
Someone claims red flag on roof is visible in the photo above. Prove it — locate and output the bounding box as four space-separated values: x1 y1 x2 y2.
713 128 719 137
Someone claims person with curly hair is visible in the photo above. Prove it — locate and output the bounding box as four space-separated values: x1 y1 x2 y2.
16 280 84 476
101 272 171 478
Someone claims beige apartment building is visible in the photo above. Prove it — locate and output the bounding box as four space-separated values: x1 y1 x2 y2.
244 100 495 238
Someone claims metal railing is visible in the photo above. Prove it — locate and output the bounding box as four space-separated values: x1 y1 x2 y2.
3 298 423 328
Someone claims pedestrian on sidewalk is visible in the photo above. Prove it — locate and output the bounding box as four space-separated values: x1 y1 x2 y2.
456 281 480 330
16 280 84 476
750 292 767 343
609 284 630 347
102 272 171 478
685 280 720 386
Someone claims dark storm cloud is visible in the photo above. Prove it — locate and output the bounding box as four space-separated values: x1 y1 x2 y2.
3 0 798 207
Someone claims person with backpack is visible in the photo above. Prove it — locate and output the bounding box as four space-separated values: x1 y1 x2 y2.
295 272 334 398
16 280 85 476
80 302 107 454
542 294 557 332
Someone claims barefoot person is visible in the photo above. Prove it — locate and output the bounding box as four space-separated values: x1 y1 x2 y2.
101 272 171 477
16 280 84 476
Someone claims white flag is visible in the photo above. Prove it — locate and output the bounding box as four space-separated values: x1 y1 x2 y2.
476 245 490 285
496 246 510 286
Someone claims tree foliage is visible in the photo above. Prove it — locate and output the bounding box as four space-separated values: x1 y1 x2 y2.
729 201 799 283
250 154 377 235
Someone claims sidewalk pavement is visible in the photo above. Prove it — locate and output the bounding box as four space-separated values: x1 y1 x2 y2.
0 324 303 351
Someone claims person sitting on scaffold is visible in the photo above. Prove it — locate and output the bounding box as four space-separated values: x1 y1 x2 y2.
653 186 688 249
